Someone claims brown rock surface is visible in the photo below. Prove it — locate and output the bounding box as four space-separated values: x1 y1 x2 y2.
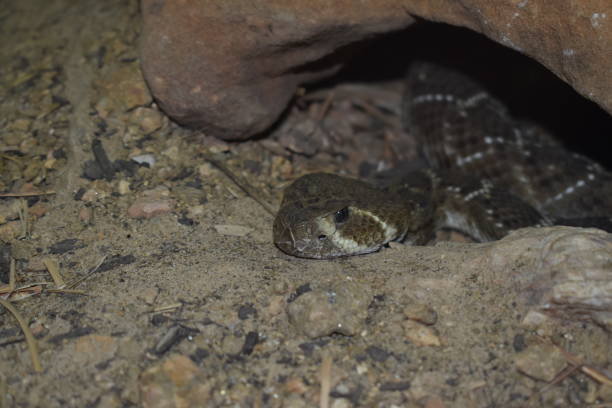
471 227 612 330
141 0 612 140
140 1 415 140
287 280 372 338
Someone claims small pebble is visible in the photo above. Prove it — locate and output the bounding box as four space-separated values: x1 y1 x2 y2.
221 335 244 355
0 222 21 242
78 207 93 223
28 202 48 218
287 280 372 338
331 399 351 408
598 384 612 402
127 198 175 219
403 298 438 325
161 145 180 162
264 295 285 318
131 154 156 167
403 320 441 347
130 107 163 134
514 344 566 382
138 287 159 305
187 205 205 218
139 354 212 407
285 377 308 395
118 179 131 195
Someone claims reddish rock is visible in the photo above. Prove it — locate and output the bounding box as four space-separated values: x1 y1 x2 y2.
140 354 213 408
127 198 175 219
140 0 414 140
141 0 612 140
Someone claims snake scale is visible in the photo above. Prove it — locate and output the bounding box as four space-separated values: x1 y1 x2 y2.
273 62 612 259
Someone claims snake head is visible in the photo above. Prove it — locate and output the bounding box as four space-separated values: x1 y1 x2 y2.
273 173 429 259
273 203 386 259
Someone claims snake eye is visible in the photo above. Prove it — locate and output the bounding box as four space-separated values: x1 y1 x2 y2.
334 207 349 224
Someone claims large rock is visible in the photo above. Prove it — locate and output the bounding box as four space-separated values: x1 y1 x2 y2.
141 0 612 140
473 227 612 331
140 0 413 140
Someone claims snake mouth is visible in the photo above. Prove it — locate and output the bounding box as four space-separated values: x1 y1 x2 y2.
273 212 339 259
273 213 312 257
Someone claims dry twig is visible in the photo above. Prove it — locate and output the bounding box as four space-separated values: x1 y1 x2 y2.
65 255 107 289
203 154 276 216
43 258 65 288
0 190 55 198
8 258 16 292
0 298 42 373
150 303 182 313
319 354 332 408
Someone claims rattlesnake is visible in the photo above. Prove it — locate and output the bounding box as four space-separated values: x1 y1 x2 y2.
273 62 612 259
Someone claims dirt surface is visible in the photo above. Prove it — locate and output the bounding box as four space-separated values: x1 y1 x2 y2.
1 1 611 407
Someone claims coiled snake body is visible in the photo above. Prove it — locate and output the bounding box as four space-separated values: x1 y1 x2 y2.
273 63 612 259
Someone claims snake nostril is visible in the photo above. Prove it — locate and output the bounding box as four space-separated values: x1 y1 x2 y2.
318 235 327 241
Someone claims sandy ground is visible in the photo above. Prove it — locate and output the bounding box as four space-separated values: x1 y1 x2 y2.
1 1 611 407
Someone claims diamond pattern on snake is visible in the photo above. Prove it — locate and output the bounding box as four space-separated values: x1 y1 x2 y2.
273 62 612 259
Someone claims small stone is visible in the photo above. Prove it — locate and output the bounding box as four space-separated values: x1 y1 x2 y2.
138 287 159 305
161 145 180 162
403 298 438 325
272 279 291 295
331 398 351 408
79 207 93 223
9 118 32 131
140 354 212 408
221 335 244 355
514 344 567 382
29 320 47 337
49 238 85 254
187 205 205 218
127 198 175 219
142 186 171 198
0 221 21 241
95 63 152 114
27 257 48 272
403 320 441 347
197 163 215 178
592 311 612 329
44 157 57 170
285 377 308 395
130 107 163 134
422 395 446 408
379 381 411 391
214 224 253 237
10 241 36 260
81 189 100 202
366 345 390 362
97 394 122 408
599 384 612 402
118 179 131 195
80 180 113 202
0 200 20 222
28 202 48 218
74 334 118 365
264 295 285 318
237 304 257 320
287 280 372 338
131 154 156 167
520 310 552 328
23 160 43 181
